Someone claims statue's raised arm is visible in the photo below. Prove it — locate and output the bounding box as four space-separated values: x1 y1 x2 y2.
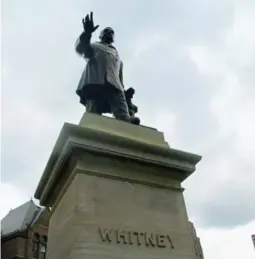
75 12 99 58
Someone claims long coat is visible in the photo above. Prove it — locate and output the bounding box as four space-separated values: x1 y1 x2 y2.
75 32 125 112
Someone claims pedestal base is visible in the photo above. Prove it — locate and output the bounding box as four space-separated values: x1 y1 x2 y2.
34 113 202 259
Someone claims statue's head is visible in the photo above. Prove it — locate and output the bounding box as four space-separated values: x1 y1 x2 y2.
99 27 115 44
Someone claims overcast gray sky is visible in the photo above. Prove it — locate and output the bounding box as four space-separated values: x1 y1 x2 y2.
1 0 255 258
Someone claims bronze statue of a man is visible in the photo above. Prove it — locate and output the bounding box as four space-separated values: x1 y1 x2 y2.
75 12 139 124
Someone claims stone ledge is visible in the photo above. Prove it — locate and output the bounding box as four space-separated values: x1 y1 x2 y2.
79 113 169 148
34 114 202 207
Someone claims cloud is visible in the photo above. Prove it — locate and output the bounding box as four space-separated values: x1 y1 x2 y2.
183 2 255 227
2 0 255 258
199 219 255 259
0 183 30 219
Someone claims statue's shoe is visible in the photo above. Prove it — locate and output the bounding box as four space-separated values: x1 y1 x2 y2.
130 117 140 125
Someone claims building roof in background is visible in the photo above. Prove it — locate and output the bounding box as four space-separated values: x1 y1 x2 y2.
1 200 43 237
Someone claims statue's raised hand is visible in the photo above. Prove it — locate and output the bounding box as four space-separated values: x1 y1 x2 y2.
82 12 99 34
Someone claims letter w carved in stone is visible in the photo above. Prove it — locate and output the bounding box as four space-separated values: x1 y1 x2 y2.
99 228 112 243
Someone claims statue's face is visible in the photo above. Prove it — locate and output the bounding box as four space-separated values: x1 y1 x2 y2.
100 27 115 43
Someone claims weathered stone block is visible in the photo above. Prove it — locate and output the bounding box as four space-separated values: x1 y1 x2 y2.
34 113 202 259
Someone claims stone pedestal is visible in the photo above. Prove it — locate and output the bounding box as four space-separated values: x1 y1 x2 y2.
34 113 202 259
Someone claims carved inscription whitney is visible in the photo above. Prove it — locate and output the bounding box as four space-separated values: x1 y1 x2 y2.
98 228 174 249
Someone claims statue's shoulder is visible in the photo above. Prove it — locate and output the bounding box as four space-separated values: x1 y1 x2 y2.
93 42 118 55
92 42 107 50
92 42 102 46
90 42 101 49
